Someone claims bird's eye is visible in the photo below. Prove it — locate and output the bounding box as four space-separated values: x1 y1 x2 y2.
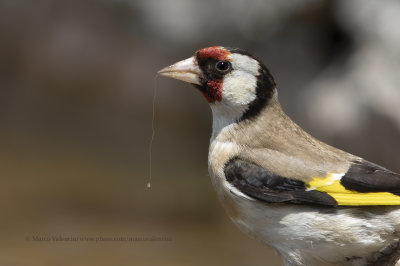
215 61 232 73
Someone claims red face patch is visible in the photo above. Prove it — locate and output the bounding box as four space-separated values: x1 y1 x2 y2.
197 46 231 61
203 80 223 102
195 46 231 103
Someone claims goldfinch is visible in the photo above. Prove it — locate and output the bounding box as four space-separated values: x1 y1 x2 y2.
158 46 400 266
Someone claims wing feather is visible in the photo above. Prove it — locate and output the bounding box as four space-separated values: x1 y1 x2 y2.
224 158 400 207
224 158 338 206
342 160 400 194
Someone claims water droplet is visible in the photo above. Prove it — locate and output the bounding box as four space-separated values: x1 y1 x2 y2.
147 182 151 189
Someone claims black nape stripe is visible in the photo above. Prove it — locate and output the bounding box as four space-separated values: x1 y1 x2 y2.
226 49 277 121
240 63 276 121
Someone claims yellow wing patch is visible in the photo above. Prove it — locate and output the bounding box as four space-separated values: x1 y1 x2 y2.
307 173 400 206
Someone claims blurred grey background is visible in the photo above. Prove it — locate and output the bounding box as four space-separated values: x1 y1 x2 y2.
1 0 399 265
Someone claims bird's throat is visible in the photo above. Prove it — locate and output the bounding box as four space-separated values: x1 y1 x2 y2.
210 104 247 141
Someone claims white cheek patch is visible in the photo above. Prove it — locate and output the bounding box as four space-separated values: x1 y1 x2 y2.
221 53 260 106
222 72 257 105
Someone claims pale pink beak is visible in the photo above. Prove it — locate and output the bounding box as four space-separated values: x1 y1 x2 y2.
158 56 202 85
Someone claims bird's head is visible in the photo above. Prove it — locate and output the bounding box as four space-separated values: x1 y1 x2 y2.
159 46 276 122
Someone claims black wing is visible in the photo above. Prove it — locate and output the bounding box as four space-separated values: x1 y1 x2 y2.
341 160 400 195
224 157 338 206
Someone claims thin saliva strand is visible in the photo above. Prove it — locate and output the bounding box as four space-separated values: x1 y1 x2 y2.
147 74 159 189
